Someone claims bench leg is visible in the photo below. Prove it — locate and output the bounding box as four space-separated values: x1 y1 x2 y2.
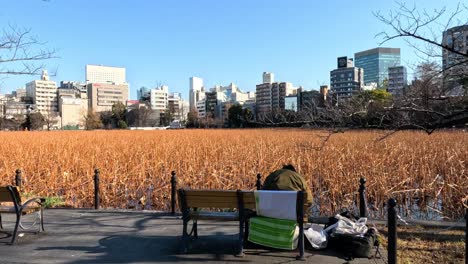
193 220 198 239
192 208 198 239
0 214 3 229
236 215 245 257
181 217 189 254
40 208 45 232
244 220 249 242
296 225 305 261
10 214 21 245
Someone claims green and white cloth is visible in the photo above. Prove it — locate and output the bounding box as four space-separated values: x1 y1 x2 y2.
248 191 299 250
248 216 299 250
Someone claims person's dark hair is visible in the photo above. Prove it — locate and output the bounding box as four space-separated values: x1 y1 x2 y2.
282 164 296 172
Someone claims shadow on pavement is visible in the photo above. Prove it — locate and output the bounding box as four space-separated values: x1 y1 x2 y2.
36 233 252 263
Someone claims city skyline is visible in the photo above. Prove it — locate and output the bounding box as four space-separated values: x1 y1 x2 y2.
0 0 465 100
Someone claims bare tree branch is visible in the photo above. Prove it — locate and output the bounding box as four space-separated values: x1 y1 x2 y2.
0 25 57 76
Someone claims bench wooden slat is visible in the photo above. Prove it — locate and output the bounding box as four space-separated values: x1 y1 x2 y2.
184 190 237 197
186 199 238 208
183 190 257 209
182 190 256 209
0 186 21 203
190 211 239 221
0 206 40 215
0 187 12 202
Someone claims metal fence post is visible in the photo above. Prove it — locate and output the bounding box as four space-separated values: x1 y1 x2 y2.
359 177 367 218
15 169 22 188
94 169 100 210
388 198 397 264
171 171 177 215
255 174 262 190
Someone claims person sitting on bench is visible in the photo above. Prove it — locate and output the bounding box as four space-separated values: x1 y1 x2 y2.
262 164 313 213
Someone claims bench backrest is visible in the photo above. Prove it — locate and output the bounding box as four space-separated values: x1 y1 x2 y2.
0 186 21 204
178 189 256 210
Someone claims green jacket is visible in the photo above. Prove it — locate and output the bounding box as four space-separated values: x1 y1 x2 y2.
262 169 313 205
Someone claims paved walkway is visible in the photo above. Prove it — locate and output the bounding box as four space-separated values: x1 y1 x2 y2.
0 209 387 264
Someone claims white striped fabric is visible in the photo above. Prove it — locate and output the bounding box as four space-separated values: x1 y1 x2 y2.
248 216 299 250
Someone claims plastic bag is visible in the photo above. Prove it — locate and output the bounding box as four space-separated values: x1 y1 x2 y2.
304 224 328 249
333 214 368 236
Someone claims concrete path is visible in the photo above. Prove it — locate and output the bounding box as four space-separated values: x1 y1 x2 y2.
0 209 387 264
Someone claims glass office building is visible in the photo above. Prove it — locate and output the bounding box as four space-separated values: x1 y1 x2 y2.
442 25 468 93
354 48 401 86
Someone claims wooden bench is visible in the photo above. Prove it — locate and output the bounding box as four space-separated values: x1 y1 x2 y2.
177 189 306 259
0 186 45 244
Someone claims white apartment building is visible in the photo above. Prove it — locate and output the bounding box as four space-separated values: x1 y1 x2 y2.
232 91 255 104
86 65 126 84
196 99 206 118
181 100 189 121
25 70 59 114
189 77 204 111
150 85 169 111
209 82 256 105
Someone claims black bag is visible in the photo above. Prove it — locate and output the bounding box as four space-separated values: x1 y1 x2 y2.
329 227 379 259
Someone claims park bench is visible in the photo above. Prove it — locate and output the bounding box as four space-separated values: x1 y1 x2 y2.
177 189 306 259
0 186 45 244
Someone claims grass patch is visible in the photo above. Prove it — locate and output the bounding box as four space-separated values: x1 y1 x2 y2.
378 225 465 263
43 196 65 208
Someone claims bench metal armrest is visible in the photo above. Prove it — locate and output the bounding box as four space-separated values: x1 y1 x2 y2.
21 197 45 211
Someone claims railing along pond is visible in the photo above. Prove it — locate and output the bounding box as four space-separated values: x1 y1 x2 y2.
10 169 468 264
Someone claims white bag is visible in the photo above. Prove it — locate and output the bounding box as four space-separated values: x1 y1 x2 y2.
304 224 328 249
333 214 368 236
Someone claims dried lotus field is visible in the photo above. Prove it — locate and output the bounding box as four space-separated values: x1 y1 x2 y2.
0 129 466 220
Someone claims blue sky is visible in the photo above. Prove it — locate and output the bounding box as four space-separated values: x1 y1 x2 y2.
0 0 465 99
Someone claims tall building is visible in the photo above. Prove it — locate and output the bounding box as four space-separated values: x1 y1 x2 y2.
388 66 407 96
86 65 129 113
85 65 126 84
354 47 400 86
87 83 129 112
442 25 468 92
196 99 206 118
168 93 182 120
330 57 364 102
263 72 274 84
204 91 217 118
25 70 58 114
189 77 204 111
150 85 168 111
256 72 294 116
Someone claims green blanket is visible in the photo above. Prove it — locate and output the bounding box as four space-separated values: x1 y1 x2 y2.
248 216 299 250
